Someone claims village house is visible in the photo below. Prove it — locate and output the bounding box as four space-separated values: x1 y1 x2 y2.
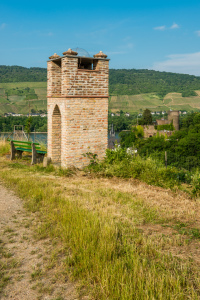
4 113 22 117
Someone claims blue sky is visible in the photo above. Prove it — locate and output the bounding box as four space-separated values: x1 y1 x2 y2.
1 0 200 75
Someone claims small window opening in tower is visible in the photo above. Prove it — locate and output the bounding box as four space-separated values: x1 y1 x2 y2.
93 60 98 70
54 60 61 68
78 58 97 70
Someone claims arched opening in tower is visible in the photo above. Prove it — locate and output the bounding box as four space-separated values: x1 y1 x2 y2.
52 104 61 165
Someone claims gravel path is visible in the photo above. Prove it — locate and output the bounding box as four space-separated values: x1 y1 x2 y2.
0 181 79 300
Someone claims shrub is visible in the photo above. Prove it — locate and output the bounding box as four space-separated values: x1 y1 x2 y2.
87 149 182 189
119 131 136 148
182 90 197 97
191 169 200 196
156 123 175 131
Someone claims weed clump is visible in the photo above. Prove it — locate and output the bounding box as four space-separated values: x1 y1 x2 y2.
33 164 76 177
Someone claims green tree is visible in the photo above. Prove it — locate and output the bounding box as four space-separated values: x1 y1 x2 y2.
143 109 152 125
135 125 144 138
119 131 136 148
139 109 153 125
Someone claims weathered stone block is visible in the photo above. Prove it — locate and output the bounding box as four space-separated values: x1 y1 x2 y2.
43 157 52 168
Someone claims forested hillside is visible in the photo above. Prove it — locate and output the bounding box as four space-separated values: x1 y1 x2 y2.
0 66 46 82
1 65 200 98
109 69 200 97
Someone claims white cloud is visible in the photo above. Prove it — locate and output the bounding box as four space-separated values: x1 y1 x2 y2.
47 32 53 36
154 25 166 31
170 23 179 29
0 23 6 30
154 23 180 31
195 30 200 36
153 52 200 76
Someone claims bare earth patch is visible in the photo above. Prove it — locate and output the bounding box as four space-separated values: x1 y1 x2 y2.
0 181 80 300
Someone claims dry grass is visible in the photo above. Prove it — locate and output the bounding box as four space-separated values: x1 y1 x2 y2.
96 177 200 223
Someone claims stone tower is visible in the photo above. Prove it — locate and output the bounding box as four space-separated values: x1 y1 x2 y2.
168 110 179 131
47 48 109 168
156 110 180 131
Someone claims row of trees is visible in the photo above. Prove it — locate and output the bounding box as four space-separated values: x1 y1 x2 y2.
0 116 47 132
2 111 138 133
0 66 47 82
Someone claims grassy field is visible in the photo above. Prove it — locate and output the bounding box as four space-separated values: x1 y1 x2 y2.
0 141 200 299
109 91 200 112
0 82 47 115
1 82 200 114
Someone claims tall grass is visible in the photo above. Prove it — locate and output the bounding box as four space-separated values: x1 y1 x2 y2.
34 140 47 152
0 162 199 299
0 139 10 156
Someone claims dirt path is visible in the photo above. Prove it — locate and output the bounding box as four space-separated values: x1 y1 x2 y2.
0 181 79 300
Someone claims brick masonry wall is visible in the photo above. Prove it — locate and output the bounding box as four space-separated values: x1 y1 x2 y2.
48 56 109 98
47 61 61 97
47 54 109 168
48 97 108 168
